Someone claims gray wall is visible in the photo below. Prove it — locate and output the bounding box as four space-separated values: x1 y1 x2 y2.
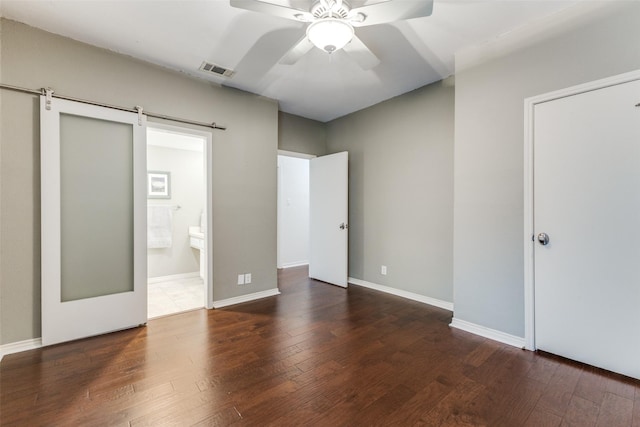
278 112 327 156
0 19 278 344
327 80 454 303
453 3 640 337
0 18 4 346
147 145 204 278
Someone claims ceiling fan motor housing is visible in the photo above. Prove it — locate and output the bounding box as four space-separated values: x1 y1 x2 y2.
311 0 351 19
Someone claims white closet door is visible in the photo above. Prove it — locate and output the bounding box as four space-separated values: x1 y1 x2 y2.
309 152 349 287
534 78 640 379
41 96 147 346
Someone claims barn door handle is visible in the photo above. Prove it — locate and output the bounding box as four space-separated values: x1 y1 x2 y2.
537 233 550 245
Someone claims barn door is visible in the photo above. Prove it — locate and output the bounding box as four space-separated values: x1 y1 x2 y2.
41 96 147 346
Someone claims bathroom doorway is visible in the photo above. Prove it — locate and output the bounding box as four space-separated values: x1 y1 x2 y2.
147 124 212 318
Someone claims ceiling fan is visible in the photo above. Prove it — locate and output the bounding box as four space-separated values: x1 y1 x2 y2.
230 0 434 70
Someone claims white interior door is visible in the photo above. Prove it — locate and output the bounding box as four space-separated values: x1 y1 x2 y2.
41 96 147 346
534 78 640 379
309 152 348 287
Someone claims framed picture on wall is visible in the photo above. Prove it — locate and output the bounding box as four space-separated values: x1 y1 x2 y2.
147 171 171 199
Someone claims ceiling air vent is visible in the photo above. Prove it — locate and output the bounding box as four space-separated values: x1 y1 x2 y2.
199 61 235 78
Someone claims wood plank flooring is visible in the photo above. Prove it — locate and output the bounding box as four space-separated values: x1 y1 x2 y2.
2 266 639 426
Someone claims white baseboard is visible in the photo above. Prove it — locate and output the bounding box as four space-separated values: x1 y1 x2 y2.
450 318 525 349
0 338 43 361
281 261 309 269
348 277 454 311
213 288 281 309
148 271 200 284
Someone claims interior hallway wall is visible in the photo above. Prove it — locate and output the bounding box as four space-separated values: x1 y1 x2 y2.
277 155 310 269
0 19 278 344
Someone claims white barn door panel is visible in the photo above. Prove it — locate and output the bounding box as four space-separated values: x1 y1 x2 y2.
41 96 147 346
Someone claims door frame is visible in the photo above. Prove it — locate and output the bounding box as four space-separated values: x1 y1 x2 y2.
276 150 315 269
147 122 214 309
523 69 640 351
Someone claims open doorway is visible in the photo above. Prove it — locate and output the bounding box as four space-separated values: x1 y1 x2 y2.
277 151 314 269
147 124 212 318
277 150 349 287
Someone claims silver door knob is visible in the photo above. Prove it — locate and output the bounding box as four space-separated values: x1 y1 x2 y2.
537 233 550 245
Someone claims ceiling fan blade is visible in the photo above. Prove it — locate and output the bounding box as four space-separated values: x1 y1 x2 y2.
230 0 313 22
343 35 380 70
349 0 433 27
279 35 315 65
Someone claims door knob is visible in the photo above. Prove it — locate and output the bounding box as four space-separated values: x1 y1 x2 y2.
537 233 550 245
339 223 348 230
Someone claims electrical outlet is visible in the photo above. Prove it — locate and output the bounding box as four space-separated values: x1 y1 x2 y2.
381 265 387 275
245 273 252 284
237 274 245 285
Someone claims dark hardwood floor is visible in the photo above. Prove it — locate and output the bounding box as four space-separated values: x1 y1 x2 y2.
2 266 639 426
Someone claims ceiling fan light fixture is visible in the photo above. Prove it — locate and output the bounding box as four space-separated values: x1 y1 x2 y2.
307 18 354 53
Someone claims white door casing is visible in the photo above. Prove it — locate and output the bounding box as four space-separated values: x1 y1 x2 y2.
41 96 147 346
309 151 349 287
524 71 640 379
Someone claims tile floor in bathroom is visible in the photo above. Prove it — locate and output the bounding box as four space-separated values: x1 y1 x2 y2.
147 275 204 319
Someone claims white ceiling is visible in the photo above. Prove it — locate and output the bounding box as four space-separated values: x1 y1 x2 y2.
0 0 584 122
